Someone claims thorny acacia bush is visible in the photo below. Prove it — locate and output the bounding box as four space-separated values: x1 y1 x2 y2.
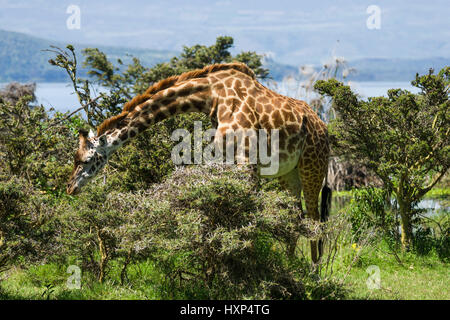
53 165 350 299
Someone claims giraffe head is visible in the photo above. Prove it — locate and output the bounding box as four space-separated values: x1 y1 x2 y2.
67 129 108 195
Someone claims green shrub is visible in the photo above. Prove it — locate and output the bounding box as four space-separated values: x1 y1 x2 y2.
348 187 397 245
412 213 449 261
0 82 82 192
0 176 58 272
54 165 331 299
348 187 449 262
55 185 129 283
142 165 313 299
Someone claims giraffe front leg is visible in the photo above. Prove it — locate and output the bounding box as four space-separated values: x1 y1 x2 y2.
278 168 303 258
299 164 327 265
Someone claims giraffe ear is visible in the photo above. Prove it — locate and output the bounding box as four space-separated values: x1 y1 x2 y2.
88 129 96 139
78 129 89 148
79 129 88 138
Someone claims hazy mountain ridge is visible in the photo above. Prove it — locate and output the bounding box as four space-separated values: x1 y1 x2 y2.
348 57 450 81
0 30 448 83
0 29 176 82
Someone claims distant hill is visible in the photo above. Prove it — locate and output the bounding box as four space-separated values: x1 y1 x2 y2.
0 30 448 83
347 57 450 81
0 29 295 82
264 56 449 82
0 29 176 82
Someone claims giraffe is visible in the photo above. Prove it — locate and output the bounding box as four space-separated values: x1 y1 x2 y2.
66 62 331 263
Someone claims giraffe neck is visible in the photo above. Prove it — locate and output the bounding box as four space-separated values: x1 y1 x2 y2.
99 77 217 156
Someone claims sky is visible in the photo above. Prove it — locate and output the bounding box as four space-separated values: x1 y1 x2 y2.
1 0 449 65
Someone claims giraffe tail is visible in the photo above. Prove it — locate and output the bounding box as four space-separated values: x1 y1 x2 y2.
318 183 332 258
320 184 332 223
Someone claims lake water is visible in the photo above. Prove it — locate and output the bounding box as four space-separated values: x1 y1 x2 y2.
34 82 108 113
1 81 420 113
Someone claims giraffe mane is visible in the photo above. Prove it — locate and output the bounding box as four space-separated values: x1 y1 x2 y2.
96 62 256 136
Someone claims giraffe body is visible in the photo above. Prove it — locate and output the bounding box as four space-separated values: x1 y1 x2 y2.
67 63 330 262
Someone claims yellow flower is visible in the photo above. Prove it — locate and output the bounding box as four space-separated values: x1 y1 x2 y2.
352 243 361 252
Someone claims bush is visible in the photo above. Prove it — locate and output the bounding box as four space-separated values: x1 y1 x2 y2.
412 213 449 261
0 82 82 191
55 165 328 299
348 187 397 245
347 187 450 262
55 185 129 283
0 176 58 273
0 82 79 280
149 165 306 299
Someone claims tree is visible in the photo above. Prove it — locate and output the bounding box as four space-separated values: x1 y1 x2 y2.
314 67 449 249
48 36 269 190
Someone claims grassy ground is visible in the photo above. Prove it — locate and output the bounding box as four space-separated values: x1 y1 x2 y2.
1 190 448 300
0 260 161 300
1 243 448 300
332 188 449 300
335 247 449 299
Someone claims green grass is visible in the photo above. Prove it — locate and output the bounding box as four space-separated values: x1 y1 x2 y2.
424 188 450 209
1 243 448 300
0 260 162 300
339 249 449 300
1 188 447 300
329 187 449 300
0 258 218 300
333 190 353 198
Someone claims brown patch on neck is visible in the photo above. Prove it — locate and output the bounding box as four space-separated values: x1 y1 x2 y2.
96 62 255 136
